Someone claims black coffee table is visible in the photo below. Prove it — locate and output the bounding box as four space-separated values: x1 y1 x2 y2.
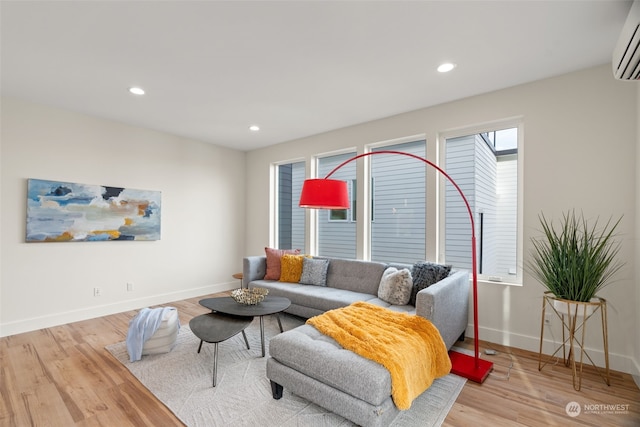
199 296 291 357
189 312 252 387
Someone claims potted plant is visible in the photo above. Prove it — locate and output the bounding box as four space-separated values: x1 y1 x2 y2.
528 210 624 315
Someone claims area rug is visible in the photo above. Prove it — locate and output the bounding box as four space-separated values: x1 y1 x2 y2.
106 314 466 427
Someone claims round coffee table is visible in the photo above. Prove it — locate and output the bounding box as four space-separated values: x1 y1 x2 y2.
199 296 291 357
189 312 252 387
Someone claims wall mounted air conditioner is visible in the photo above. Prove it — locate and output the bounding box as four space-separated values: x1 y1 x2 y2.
613 0 640 80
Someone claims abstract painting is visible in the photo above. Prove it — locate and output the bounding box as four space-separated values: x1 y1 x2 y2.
26 179 161 242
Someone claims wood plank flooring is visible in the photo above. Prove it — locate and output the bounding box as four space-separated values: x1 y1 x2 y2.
1 293 639 426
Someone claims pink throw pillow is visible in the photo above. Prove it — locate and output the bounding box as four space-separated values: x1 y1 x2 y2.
264 247 301 280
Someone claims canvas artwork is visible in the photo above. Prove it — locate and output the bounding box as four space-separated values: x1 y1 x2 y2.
26 178 161 242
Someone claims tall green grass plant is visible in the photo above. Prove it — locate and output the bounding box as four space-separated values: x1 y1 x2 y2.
528 210 623 302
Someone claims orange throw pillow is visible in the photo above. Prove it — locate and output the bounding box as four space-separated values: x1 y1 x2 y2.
280 254 306 283
264 247 300 280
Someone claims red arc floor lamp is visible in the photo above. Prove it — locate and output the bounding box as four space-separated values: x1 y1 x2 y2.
298 150 493 383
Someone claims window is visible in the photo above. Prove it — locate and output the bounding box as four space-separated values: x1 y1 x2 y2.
276 161 306 250
444 127 519 282
329 180 355 221
317 152 356 258
370 140 426 264
329 208 349 221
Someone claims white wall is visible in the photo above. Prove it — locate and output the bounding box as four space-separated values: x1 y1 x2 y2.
245 65 639 375
0 97 245 336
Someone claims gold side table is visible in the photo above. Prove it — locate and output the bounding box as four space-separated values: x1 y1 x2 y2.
538 292 610 391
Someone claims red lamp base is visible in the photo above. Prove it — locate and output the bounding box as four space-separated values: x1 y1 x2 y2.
449 350 494 383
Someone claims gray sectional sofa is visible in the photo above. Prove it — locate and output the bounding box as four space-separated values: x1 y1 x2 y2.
242 255 470 427
242 256 469 349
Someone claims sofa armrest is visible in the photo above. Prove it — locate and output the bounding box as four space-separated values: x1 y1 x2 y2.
415 270 470 350
243 256 267 286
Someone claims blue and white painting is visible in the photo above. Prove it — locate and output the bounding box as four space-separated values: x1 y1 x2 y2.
26 179 161 242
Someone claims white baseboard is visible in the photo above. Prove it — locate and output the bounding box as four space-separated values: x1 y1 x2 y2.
468 324 640 377
5 296 638 379
0 282 236 338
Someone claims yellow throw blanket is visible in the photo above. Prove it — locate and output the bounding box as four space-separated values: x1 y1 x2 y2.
306 301 451 410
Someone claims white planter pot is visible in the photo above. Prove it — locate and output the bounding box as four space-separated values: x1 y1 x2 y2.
552 298 597 317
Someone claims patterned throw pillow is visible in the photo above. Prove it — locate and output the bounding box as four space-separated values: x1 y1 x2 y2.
377 267 413 305
299 257 330 286
264 247 301 280
409 261 452 306
279 254 306 283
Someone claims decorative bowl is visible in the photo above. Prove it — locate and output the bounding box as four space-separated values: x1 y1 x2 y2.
231 287 269 305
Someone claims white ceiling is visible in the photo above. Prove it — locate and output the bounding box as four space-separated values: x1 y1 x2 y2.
1 1 633 151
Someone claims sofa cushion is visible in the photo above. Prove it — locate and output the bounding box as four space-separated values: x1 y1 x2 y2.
280 254 306 283
250 279 378 313
409 261 452 305
366 298 416 314
326 258 387 294
299 257 330 286
264 247 300 280
377 267 412 305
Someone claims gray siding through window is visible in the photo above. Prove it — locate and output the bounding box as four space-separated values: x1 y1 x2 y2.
318 153 357 258
291 162 306 251
277 164 293 248
445 134 517 277
371 140 426 264
277 161 305 251
277 135 516 276
445 136 477 271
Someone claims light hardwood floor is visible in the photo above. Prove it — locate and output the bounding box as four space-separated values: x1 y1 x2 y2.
1 293 639 426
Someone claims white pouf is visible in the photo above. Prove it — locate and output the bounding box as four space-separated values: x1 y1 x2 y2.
142 308 180 355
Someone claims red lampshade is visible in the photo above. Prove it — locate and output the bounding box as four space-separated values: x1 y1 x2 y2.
299 179 350 209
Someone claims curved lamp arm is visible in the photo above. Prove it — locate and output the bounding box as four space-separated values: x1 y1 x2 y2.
298 149 492 382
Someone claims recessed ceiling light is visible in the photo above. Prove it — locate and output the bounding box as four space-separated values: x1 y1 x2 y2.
128 87 145 95
249 125 260 132
437 63 456 73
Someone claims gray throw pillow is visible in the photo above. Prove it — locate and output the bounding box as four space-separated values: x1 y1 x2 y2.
409 261 452 306
377 267 413 305
299 257 330 286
